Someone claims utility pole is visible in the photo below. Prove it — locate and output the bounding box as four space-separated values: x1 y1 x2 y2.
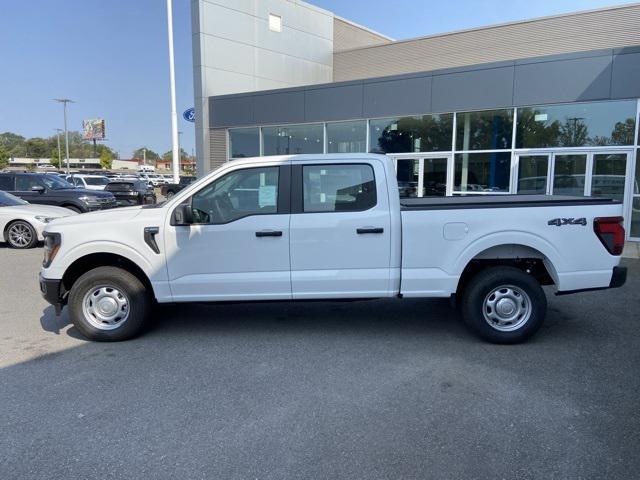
54 128 62 170
166 0 180 184
54 98 74 174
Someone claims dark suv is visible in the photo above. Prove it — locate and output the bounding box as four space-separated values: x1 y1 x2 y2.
0 173 117 213
160 176 196 199
105 180 156 207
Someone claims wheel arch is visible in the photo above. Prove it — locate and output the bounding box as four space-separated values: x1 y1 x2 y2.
455 241 560 298
61 252 155 300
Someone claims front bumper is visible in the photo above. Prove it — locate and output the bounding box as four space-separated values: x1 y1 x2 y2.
39 274 64 314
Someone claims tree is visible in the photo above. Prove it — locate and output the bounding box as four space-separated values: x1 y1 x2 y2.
0 146 9 170
132 147 160 161
162 148 189 161
100 149 113 170
50 148 61 169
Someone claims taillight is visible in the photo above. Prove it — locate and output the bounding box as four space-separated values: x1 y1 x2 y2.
593 216 625 256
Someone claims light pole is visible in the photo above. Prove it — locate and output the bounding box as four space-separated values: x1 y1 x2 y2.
54 98 74 174
54 128 62 171
165 0 180 184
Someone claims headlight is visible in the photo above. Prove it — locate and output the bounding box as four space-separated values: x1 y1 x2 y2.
42 232 61 268
35 216 57 223
78 195 100 205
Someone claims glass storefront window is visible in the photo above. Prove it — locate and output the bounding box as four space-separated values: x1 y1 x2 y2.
591 153 627 200
422 157 447 197
262 124 323 156
456 109 513 151
552 154 587 196
454 152 511 192
229 128 259 158
517 155 549 194
326 120 366 153
516 100 637 148
631 150 640 238
369 114 453 154
396 159 419 198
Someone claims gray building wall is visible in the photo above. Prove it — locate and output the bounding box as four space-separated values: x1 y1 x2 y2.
191 0 335 175
209 47 640 130
334 3 640 82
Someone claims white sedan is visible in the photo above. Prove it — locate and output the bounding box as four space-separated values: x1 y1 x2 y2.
0 191 76 249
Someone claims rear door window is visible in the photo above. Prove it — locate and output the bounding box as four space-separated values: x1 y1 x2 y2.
302 164 376 213
15 175 43 191
0 175 14 191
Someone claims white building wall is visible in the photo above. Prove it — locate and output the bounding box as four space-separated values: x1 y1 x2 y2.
191 0 335 174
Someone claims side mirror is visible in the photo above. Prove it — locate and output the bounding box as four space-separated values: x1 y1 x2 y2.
31 185 45 193
172 203 193 226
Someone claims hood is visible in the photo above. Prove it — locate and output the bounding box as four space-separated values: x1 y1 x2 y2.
4 203 76 218
48 205 146 227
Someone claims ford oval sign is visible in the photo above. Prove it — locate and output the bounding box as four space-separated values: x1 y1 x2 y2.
183 107 195 123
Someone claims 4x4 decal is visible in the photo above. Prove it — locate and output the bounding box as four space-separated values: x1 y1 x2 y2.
548 217 587 227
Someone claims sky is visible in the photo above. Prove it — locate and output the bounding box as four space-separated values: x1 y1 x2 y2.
0 0 637 159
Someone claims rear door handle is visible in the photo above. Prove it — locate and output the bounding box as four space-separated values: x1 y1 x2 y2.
356 227 384 234
255 230 283 237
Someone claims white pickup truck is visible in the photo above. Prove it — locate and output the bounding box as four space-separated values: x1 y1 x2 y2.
39 154 627 343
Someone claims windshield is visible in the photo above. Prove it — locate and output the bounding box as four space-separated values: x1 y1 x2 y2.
0 190 28 206
84 177 110 186
42 175 75 190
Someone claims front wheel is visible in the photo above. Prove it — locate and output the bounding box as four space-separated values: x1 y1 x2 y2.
6 220 38 249
461 266 547 344
67 266 150 341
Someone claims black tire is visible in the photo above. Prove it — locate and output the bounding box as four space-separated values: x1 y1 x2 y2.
5 220 38 249
63 205 83 214
67 266 150 341
461 266 547 344
166 190 175 199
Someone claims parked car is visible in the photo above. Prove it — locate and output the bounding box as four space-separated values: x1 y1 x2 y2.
137 173 164 188
104 180 156 207
65 174 111 191
39 154 626 343
0 172 117 213
160 176 196 198
0 190 76 248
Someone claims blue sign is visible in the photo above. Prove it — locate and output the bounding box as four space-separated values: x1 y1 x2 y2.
183 107 195 123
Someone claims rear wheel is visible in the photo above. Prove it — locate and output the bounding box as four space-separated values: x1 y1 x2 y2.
6 220 38 249
165 190 175 199
68 266 150 341
461 266 547 344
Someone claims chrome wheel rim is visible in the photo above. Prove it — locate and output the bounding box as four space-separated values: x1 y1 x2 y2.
82 285 130 330
483 285 532 332
8 223 33 247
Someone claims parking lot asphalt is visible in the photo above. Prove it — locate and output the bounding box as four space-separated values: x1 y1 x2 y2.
0 245 639 480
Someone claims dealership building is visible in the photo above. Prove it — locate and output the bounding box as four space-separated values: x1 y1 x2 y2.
191 1 640 241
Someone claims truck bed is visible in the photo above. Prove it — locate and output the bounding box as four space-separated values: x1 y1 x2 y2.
400 195 621 211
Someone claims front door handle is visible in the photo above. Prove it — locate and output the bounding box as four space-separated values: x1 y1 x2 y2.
255 230 283 237
357 227 384 234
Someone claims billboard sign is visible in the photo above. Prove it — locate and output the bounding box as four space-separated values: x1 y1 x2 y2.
83 119 106 140
183 107 195 123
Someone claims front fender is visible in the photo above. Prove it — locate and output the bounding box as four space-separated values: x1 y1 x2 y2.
46 240 156 281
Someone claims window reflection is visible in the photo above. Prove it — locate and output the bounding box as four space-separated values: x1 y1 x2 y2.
516 100 636 148
229 128 260 158
262 124 323 156
327 121 366 153
591 154 627 200
396 159 419 198
456 109 513 150
517 155 548 194
454 152 511 192
552 154 586 196
369 114 453 153
423 158 447 197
